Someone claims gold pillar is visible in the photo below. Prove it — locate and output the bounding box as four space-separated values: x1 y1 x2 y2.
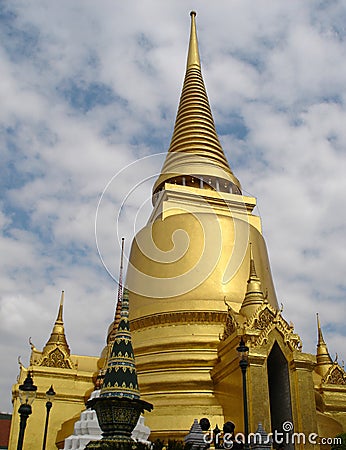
289 354 319 450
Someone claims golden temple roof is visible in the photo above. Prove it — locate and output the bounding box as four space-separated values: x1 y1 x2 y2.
42 291 70 356
239 244 265 318
153 11 241 197
315 313 333 377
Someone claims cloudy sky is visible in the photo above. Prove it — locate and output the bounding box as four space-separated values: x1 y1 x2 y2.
1 0 346 412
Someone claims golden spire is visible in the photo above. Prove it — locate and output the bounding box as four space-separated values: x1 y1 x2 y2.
315 313 333 377
317 312 326 345
57 290 64 322
153 11 241 198
249 243 258 279
239 244 265 318
187 11 200 69
42 291 70 355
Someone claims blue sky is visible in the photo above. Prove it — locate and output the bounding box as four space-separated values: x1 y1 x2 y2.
1 0 346 412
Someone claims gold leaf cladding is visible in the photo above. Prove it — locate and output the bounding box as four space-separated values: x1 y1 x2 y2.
245 304 302 351
131 310 227 331
256 308 275 330
324 365 346 385
222 311 238 340
39 347 72 369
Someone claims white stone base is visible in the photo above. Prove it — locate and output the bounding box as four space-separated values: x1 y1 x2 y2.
63 390 151 450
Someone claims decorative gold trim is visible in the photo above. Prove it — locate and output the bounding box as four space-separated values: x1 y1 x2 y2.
130 311 227 331
256 308 275 330
222 301 302 351
248 304 302 351
323 364 346 385
222 313 237 340
221 301 239 340
38 347 73 369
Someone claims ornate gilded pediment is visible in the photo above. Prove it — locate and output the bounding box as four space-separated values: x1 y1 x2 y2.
39 347 73 369
221 300 302 351
323 363 346 385
222 310 238 340
221 301 241 341
246 303 302 351
256 307 275 330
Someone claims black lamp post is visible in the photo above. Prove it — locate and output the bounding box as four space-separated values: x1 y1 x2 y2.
42 385 56 450
17 372 37 450
237 337 250 450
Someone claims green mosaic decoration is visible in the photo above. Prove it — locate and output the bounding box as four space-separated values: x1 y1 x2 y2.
101 289 140 399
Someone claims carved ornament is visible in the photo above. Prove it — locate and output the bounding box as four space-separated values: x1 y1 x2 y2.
256 308 275 330
323 365 346 385
39 347 73 369
222 313 237 340
131 310 227 331
221 301 240 340
244 303 302 351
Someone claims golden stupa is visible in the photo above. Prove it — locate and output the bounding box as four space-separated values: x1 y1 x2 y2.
126 11 346 444
127 10 278 436
8 11 346 450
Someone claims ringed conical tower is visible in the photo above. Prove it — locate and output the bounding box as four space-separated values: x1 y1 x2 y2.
86 288 152 447
315 313 333 379
152 11 241 198
37 291 74 369
101 288 140 400
97 237 125 385
126 12 279 439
